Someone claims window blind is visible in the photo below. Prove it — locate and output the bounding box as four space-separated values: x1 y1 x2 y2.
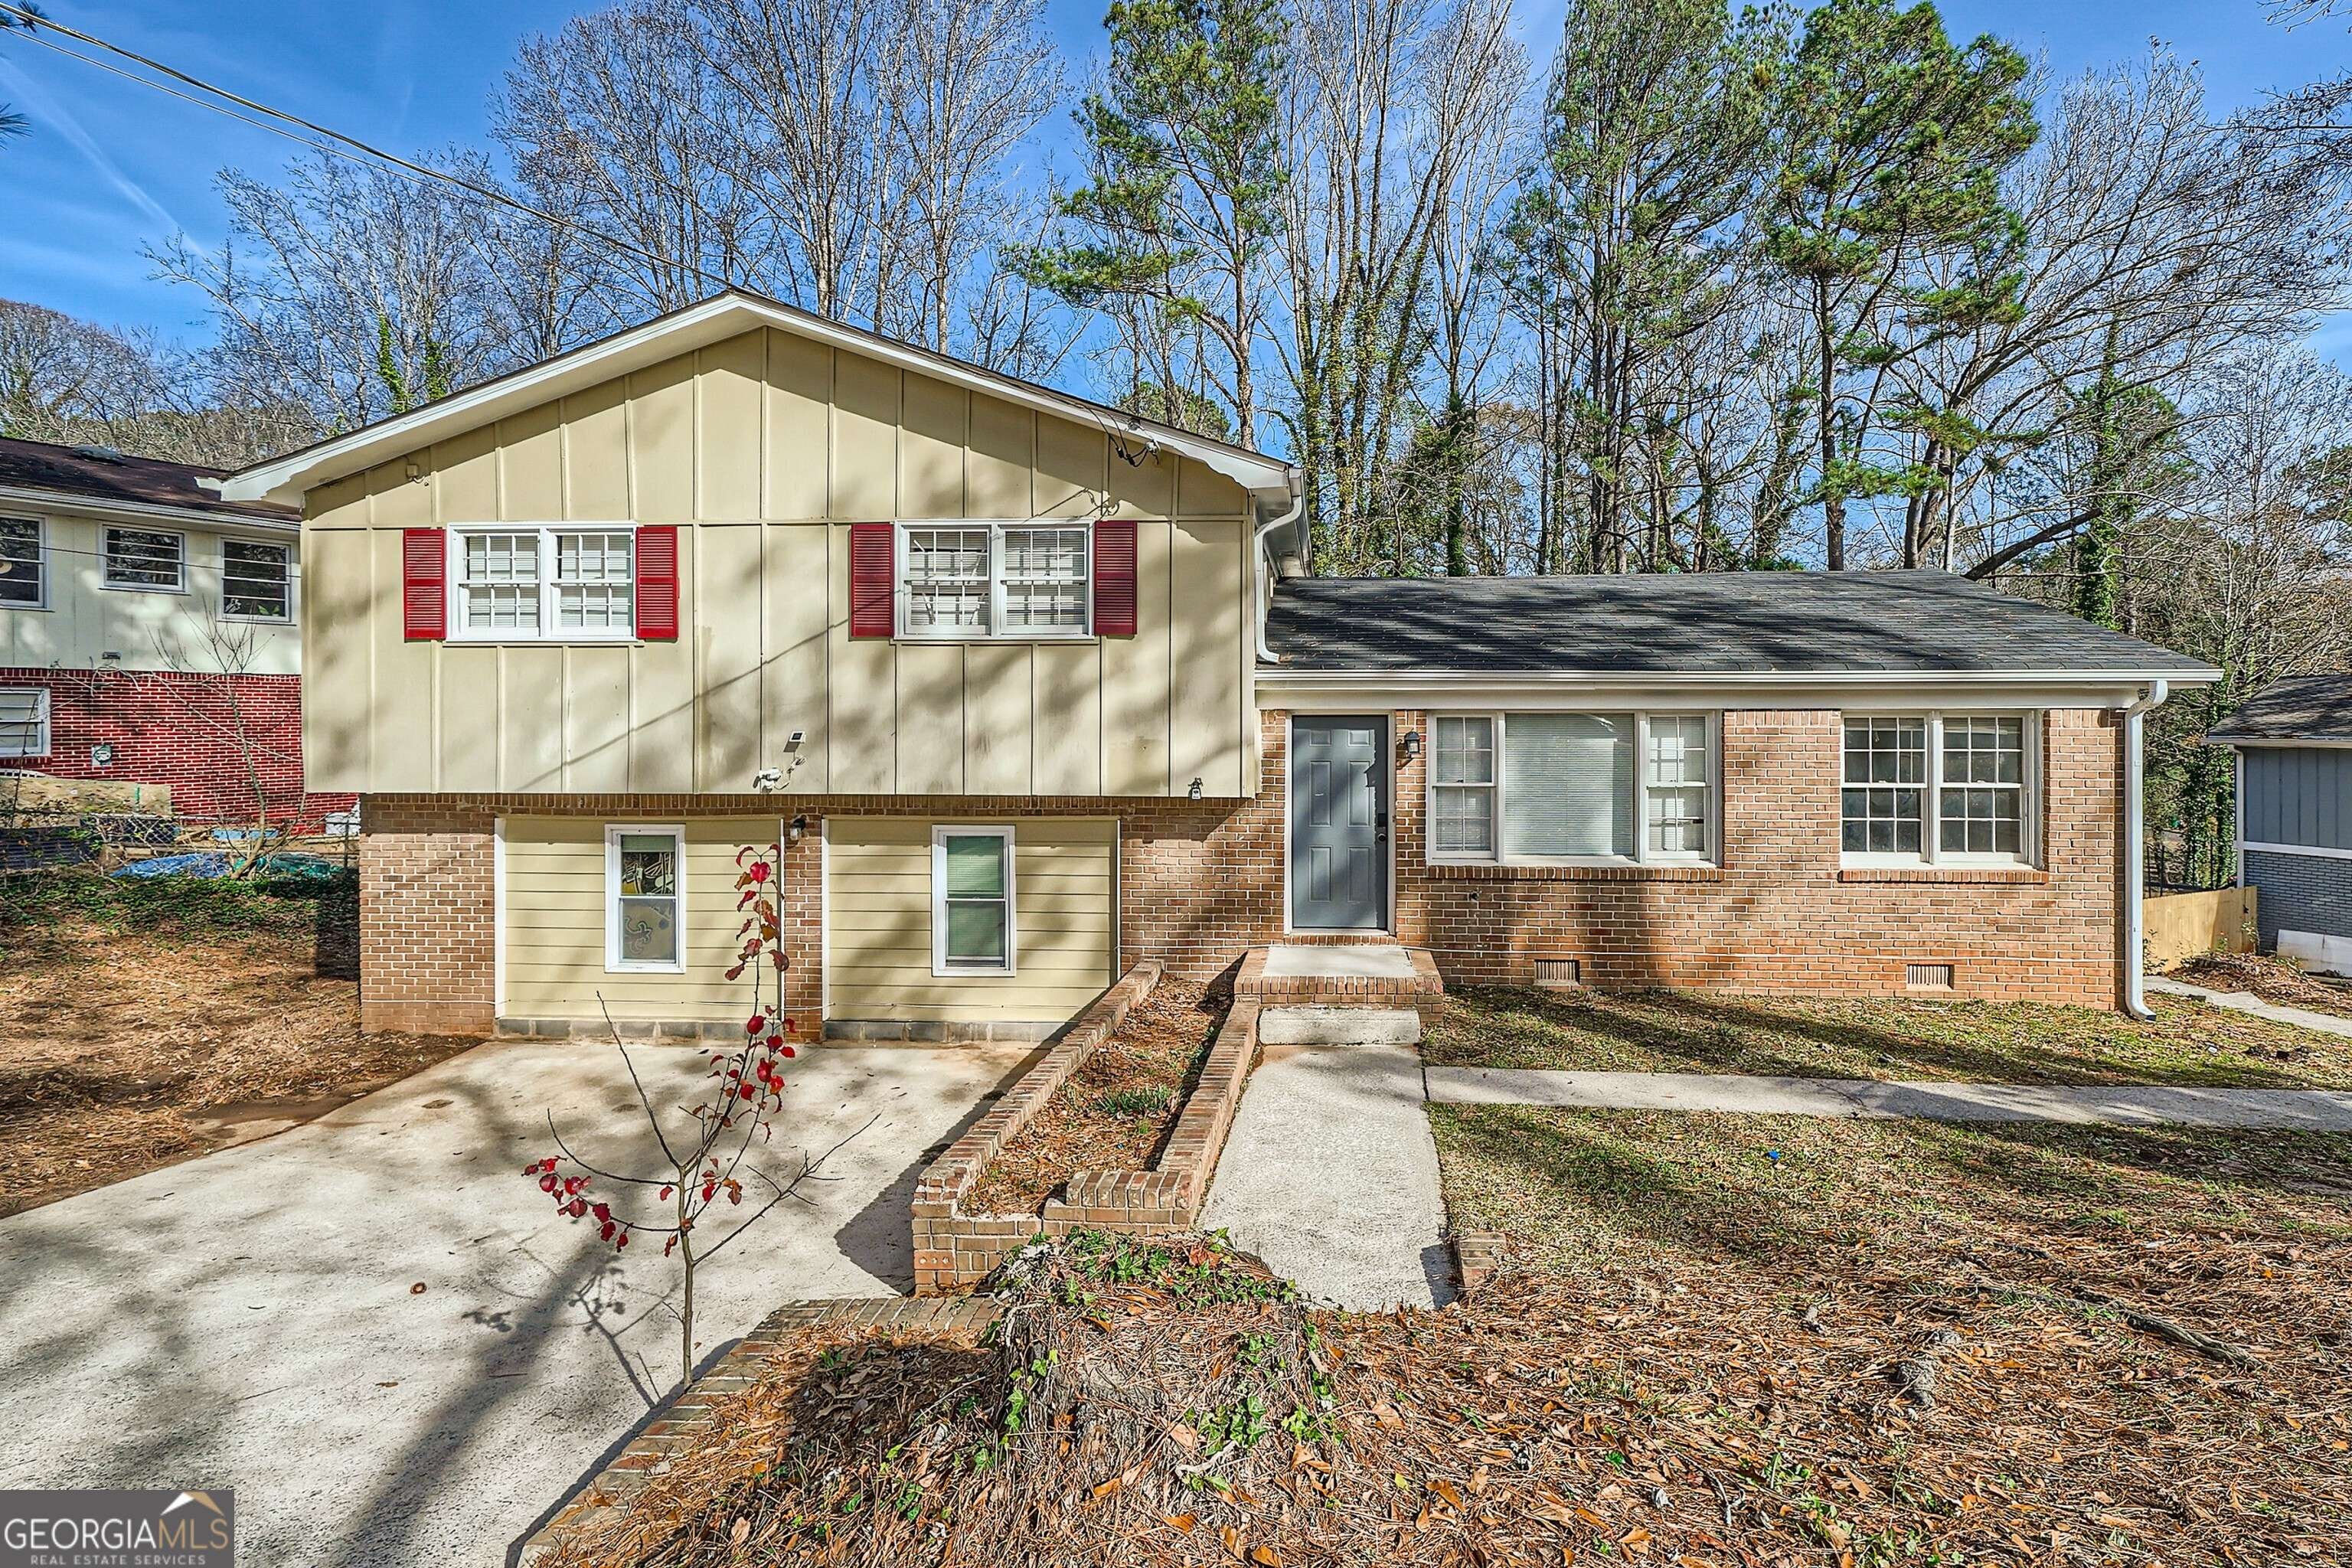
1502 714 1633 858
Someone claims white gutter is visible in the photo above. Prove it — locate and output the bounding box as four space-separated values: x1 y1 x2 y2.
2122 678 2168 1019
1252 471 1305 664
1259 666 2218 688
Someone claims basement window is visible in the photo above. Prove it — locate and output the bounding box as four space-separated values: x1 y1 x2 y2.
933 827 1015 975
0 687 50 758
606 825 683 972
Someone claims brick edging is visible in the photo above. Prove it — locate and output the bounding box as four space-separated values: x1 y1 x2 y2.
1452 1230 1511 1295
1047 996 1262 1228
910 961 1162 1292
521 1296 1001 1565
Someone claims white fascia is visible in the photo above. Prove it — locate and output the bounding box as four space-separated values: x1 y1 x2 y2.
1257 668 2218 712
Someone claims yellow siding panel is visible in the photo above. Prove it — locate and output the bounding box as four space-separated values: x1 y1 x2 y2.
1102 522 1171 795
439 645 501 791
764 331 829 520
761 524 828 790
1033 642 1102 795
629 523 698 792
564 645 632 792
822 818 1116 1023
368 530 436 791
826 522 893 792
1109 447 1174 519
302 528 373 789
1170 518 1245 796
698 332 766 521
562 381 632 520
697 523 766 789
501 643 566 792
962 642 1032 795
629 353 696 523
967 396 1032 517
900 375 965 518
831 353 899 518
895 642 963 794
1034 412 1106 518
501 403 564 518
1175 456 1246 518
433 426 498 521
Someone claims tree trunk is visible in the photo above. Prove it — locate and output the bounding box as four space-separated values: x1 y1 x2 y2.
1816 279 1844 571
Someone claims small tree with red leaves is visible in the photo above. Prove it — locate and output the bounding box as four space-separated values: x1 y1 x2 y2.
523 841 855 1387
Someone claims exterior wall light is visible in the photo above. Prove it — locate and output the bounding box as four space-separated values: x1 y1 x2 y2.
1188 777 1204 800
1400 730 1423 762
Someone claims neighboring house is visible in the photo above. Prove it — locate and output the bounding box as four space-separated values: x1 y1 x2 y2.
0 436 354 829
2208 675 2352 975
220 289 2216 1038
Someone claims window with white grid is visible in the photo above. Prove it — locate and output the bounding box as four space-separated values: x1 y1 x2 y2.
903 527 993 634
554 531 634 631
1427 712 1715 866
0 518 44 608
450 525 637 641
898 523 1091 639
999 527 1089 632
1842 714 2036 864
223 539 292 621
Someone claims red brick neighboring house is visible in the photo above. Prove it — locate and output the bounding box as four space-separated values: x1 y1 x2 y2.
216 291 2216 1037
0 436 354 830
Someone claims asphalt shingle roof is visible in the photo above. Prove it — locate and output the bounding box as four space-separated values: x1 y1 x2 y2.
1263 570 2215 678
2204 675 2352 743
0 436 296 522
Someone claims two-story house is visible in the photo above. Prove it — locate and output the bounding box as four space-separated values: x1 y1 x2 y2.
220 291 2215 1038
1 435 352 829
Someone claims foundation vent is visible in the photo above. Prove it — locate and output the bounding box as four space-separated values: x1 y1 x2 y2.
1534 958 1582 989
1905 962 1956 991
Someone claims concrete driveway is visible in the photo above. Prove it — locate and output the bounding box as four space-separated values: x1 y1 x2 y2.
0 1035 1031 1567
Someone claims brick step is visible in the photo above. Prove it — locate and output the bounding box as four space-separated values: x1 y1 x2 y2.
1259 1005 1423 1046
1234 943 1445 1004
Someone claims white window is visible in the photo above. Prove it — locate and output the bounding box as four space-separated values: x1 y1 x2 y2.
1841 714 2036 865
899 524 1090 639
0 687 50 757
103 527 185 592
223 539 292 621
933 826 1015 975
452 526 635 641
606 825 683 972
0 518 44 608
1428 712 1717 865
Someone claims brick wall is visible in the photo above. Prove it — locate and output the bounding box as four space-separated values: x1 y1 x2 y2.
2243 848 2352 947
1 666 355 830
354 704 2128 1034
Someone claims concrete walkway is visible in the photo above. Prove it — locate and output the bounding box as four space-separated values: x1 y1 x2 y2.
1426 1066 2352 1129
2148 975 2352 1040
0 1037 1034 1568
1203 1040 1450 1311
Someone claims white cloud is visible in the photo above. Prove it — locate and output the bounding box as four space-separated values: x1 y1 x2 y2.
0 54 181 235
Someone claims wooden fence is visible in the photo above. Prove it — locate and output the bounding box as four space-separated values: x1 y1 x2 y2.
2144 886 2258 971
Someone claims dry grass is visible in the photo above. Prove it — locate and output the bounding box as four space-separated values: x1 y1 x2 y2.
0 869 476 1215
965 978 1225 1213
2174 951 2352 1021
1425 984 2352 1087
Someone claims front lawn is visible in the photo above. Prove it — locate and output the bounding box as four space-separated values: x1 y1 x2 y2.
1425 984 2352 1087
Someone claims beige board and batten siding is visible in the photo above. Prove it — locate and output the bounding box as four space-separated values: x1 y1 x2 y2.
499 815 779 1024
0 511 299 675
825 818 1116 1025
299 328 1256 800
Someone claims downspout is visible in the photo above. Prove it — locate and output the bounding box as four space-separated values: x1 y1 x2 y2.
1253 468 1305 664
2121 678 2168 1019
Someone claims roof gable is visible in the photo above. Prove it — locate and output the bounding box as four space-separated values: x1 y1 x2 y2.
222 291 1294 508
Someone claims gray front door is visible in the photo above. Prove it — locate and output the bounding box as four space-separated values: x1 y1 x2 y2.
1289 715 1389 930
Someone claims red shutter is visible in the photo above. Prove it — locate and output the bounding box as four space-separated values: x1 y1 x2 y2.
1093 519 1137 636
401 528 446 640
635 524 679 639
849 522 895 638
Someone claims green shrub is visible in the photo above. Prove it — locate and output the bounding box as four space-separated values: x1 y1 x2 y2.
1092 1086 1173 1120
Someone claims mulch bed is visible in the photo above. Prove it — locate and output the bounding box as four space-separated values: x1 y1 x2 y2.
2175 952 2352 1021
963 979 1224 1214
529 1208 2352 1568
0 871 476 1215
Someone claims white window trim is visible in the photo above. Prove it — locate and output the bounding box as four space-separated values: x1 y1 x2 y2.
931 825 1018 977
1425 710 1720 868
0 686 51 758
0 515 47 611
895 522 1094 642
605 823 686 975
101 525 187 594
220 536 296 624
447 523 639 644
1840 710 2041 869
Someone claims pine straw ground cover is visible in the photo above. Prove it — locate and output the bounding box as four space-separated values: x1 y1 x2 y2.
536 1124 2352 1568
964 978 1224 1213
2171 953 2352 1023
1424 986 2352 1089
0 868 475 1215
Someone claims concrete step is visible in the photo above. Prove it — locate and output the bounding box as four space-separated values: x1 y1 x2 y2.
1259 1004 1424 1047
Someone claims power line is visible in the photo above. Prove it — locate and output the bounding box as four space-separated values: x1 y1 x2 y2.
0 1 744 296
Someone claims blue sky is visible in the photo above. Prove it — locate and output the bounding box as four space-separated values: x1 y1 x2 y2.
3 0 2350 353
